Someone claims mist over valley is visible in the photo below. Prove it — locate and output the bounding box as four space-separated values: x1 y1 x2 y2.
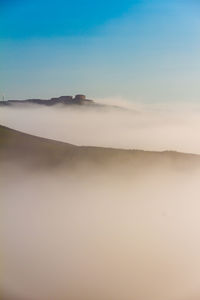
1 99 200 300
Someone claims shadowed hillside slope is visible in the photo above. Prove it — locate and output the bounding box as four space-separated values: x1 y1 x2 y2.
0 124 200 171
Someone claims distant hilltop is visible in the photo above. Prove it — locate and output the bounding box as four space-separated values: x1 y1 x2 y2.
0 94 94 106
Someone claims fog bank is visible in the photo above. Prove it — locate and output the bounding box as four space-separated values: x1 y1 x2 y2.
2 100 200 300
2 161 200 300
1 99 200 153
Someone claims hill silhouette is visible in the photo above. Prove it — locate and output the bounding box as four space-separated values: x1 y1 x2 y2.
1 124 199 171
0 95 94 107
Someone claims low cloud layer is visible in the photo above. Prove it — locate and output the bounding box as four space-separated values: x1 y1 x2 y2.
1 99 200 153
2 163 200 300
2 99 200 300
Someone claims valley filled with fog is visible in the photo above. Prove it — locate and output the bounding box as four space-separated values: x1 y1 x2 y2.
1 101 200 300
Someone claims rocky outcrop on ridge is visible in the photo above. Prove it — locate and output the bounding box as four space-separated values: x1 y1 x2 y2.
0 94 94 106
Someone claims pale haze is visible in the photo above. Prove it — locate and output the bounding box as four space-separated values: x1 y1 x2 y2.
1 99 200 153
2 102 200 300
1 0 200 300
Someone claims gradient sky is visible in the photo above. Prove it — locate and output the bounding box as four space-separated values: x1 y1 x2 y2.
0 0 200 101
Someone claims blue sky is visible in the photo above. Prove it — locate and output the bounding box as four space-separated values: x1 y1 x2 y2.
1 0 200 101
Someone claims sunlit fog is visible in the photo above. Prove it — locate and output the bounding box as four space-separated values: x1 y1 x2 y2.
1 100 200 300
1 100 200 154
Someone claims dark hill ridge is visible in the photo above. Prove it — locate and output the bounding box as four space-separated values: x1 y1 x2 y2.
0 94 141 114
0 94 137 112
1 124 200 171
0 94 94 106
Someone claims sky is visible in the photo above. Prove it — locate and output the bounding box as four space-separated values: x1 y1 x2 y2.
0 0 200 102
